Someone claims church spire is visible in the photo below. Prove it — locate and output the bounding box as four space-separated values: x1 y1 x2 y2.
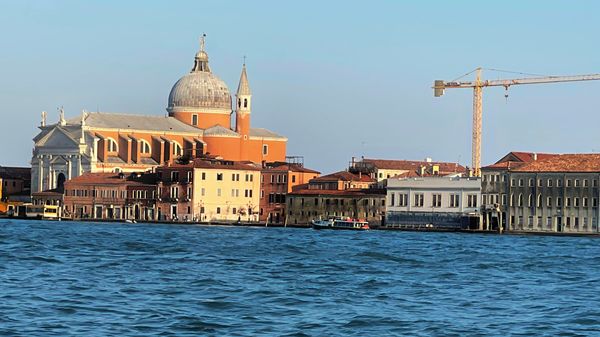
236 62 251 96
235 62 252 135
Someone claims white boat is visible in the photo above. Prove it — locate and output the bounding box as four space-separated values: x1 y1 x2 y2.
311 217 370 230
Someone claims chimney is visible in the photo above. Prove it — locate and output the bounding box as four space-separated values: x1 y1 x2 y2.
425 157 432 163
533 153 537 161
419 166 426 176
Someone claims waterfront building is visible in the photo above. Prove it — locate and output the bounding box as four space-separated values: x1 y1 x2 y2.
349 157 466 184
480 151 556 231
156 158 261 222
286 171 385 226
503 154 600 233
259 161 320 224
0 166 31 214
385 175 481 229
31 38 287 193
62 172 158 220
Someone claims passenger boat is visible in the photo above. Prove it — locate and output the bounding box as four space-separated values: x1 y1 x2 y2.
311 217 370 230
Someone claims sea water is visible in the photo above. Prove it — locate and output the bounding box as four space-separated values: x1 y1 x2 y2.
1 219 600 336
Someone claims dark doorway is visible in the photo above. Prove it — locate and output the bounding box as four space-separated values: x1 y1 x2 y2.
56 173 66 193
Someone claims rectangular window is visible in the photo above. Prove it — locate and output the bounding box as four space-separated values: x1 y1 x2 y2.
511 179 516 187
450 194 460 208
217 188 221 197
262 144 268 156
192 114 198 126
413 193 424 207
201 172 206 180
501 194 507 206
584 179 589 187
467 194 478 208
557 197 562 207
390 193 395 206
584 197 589 207
216 207 220 214
567 179 572 187
575 179 580 187
548 179 553 187
557 179 562 187
566 197 571 207
217 173 223 181
519 179 524 187
574 197 580 207
432 194 441 208
292 175 296 183
529 179 534 187
547 197 552 207
399 193 408 207
201 188 205 196
171 171 179 182
547 217 552 227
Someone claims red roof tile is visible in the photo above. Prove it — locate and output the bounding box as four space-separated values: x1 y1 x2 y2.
289 188 386 196
512 154 600 172
311 171 374 183
360 158 465 172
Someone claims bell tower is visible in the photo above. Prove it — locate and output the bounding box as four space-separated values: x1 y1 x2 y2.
235 62 252 137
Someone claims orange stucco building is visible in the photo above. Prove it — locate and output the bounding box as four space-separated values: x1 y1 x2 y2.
31 37 287 193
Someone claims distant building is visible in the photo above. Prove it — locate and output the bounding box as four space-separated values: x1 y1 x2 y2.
0 166 31 214
31 38 287 193
502 154 600 233
480 151 557 231
259 161 320 224
385 176 481 230
156 158 262 222
286 171 385 226
62 172 158 220
349 157 466 184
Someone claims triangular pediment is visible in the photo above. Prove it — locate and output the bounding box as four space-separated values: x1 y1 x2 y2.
36 126 79 148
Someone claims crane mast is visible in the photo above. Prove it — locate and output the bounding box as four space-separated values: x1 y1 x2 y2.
434 69 600 176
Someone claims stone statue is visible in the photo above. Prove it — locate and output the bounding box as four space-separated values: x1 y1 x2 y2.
200 33 206 51
58 106 66 126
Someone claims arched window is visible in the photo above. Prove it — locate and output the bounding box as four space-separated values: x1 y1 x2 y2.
172 141 183 157
518 194 523 207
107 138 118 152
243 98 248 108
140 140 151 154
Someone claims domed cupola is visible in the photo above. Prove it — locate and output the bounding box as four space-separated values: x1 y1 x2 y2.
167 35 233 129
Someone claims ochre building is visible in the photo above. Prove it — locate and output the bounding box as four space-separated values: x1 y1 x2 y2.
31 38 287 193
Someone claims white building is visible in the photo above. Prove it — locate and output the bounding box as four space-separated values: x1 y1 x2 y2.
385 176 481 229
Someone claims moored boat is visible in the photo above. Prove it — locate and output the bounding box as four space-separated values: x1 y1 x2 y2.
311 217 369 230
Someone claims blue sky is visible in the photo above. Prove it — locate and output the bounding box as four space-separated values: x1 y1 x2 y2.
1 0 599 173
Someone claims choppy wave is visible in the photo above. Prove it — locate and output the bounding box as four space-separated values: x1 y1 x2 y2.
1 219 600 336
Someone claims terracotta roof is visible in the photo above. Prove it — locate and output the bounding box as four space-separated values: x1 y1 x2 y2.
191 159 261 171
512 154 600 173
262 163 320 174
508 151 556 163
64 173 154 186
360 158 465 172
289 188 386 196
0 166 30 180
482 161 526 170
311 171 374 183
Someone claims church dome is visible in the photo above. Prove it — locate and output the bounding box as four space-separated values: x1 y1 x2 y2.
167 39 231 113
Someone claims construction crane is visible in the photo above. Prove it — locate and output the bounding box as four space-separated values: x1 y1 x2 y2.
433 68 600 176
